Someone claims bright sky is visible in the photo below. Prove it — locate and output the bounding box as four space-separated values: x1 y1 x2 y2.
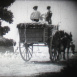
2 0 77 50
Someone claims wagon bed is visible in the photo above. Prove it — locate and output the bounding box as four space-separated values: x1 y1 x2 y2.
17 23 53 43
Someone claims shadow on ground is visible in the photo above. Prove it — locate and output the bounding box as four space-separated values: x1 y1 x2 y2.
33 53 77 77
31 60 67 66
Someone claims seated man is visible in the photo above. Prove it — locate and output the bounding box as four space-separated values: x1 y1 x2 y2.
30 6 41 22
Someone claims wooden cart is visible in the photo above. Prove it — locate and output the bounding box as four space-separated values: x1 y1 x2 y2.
17 23 58 61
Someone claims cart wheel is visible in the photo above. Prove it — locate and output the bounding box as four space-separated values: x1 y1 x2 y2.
48 37 59 62
50 48 58 62
19 42 33 61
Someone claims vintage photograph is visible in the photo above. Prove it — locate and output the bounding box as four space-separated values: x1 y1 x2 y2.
0 0 77 77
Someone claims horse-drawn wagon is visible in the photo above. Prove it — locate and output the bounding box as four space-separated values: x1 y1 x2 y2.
17 22 73 62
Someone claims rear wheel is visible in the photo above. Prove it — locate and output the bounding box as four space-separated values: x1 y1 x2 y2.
19 42 33 61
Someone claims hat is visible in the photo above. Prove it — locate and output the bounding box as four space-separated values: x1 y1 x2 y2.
47 6 51 9
33 6 38 9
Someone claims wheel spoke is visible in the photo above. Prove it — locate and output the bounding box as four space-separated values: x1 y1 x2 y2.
23 50 25 57
28 49 32 56
27 50 29 59
26 50 27 60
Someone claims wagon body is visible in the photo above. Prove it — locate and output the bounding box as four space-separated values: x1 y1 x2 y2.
17 23 53 44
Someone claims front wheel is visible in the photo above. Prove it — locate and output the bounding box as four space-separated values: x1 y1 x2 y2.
49 47 58 62
48 37 59 62
19 42 33 61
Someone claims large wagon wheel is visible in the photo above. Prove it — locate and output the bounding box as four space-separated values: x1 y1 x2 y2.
19 42 33 61
48 37 58 62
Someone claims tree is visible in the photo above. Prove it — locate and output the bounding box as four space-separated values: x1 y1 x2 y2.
0 37 16 46
0 0 15 36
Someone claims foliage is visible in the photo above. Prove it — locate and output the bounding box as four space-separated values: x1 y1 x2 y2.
0 0 15 36
0 0 15 23
0 26 10 36
0 8 13 23
0 0 15 8
0 37 16 46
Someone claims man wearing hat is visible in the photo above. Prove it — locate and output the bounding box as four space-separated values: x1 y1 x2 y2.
30 6 41 22
45 6 52 24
